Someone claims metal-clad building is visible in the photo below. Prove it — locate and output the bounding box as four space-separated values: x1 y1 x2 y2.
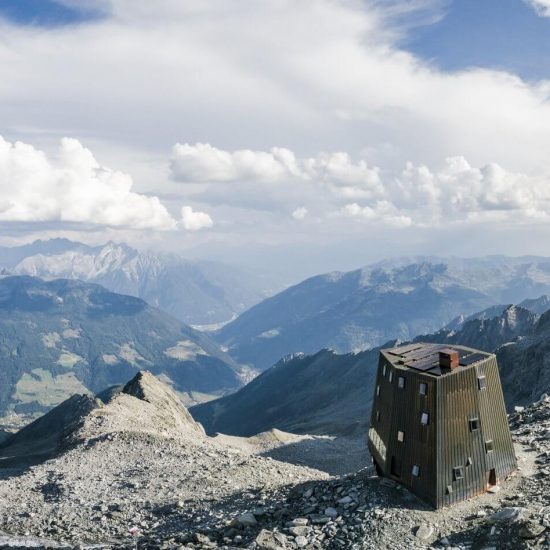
367 342 517 508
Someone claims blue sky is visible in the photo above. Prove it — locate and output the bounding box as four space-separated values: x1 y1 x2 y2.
0 0 101 26
406 0 550 80
3 0 549 79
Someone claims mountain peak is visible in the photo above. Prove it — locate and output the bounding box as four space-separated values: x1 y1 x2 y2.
1 372 205 462
121 371 204 436
0 237 279 326
103 370 206 438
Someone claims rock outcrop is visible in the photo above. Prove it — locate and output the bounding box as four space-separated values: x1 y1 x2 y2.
0 371 205 463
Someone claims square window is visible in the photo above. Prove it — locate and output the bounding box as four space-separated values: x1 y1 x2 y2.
376 384 380 397
469 417 479 432
419 382 427 396
420 412 429 426
382 365 387 377
478 376 487 390
398 376 406 389
397 430 405 442
453 466 464 481
389 371 394 383
485 440 494 453
412 464 420 477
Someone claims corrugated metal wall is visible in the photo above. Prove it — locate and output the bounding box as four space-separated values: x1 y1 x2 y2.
476 357 517 483
369 353 438 505
436 355 516 507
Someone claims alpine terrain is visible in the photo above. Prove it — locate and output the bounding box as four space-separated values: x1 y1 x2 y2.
194 301 550 437
0 276 242 426
216 257 550 371
0 371 549 549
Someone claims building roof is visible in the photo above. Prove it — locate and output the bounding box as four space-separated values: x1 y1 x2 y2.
381 342 491 377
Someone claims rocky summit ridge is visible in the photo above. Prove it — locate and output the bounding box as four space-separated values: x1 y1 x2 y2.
0 372 330 548
0 372 549 549
0 371 205 464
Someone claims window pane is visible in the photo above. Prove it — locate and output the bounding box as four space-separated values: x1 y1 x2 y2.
419 382 427 396
382 365 387 377
469 418 479 431
478 376 487 390
389 372 394 383
485 440 494 452
398 376 405 389
421 412 429 425
453 466 464 480
397 430 405 442
412 465 420 477
376 385 380 396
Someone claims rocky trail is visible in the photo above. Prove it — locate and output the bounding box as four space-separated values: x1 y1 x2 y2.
0 373 548 549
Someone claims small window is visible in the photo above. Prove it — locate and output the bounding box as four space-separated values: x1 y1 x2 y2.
376 385 380 396
412 464 420 477
446 484 453 495
469 417 479 432
398 376 406 389
389 371 394 383
382 364 387 377
397 430 405 442
453 466 464 481
376 410 380 422
466 456 473 467
420 412 429 426
478 376 487 390
419 382 427 396
485 440 494 453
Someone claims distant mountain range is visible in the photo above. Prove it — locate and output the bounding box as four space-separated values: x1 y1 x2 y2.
215 257 550 370
0 239 286 326
193 297 550 436
0 276 242 419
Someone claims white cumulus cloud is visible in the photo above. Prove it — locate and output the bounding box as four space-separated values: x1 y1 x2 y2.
341 201 413 228
180 206 213 231
394 157 550 223
526 0 550 16
171 142 550 228
170 143 383 199
341 156 550 228
0 136 176 230
171 143 302 183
